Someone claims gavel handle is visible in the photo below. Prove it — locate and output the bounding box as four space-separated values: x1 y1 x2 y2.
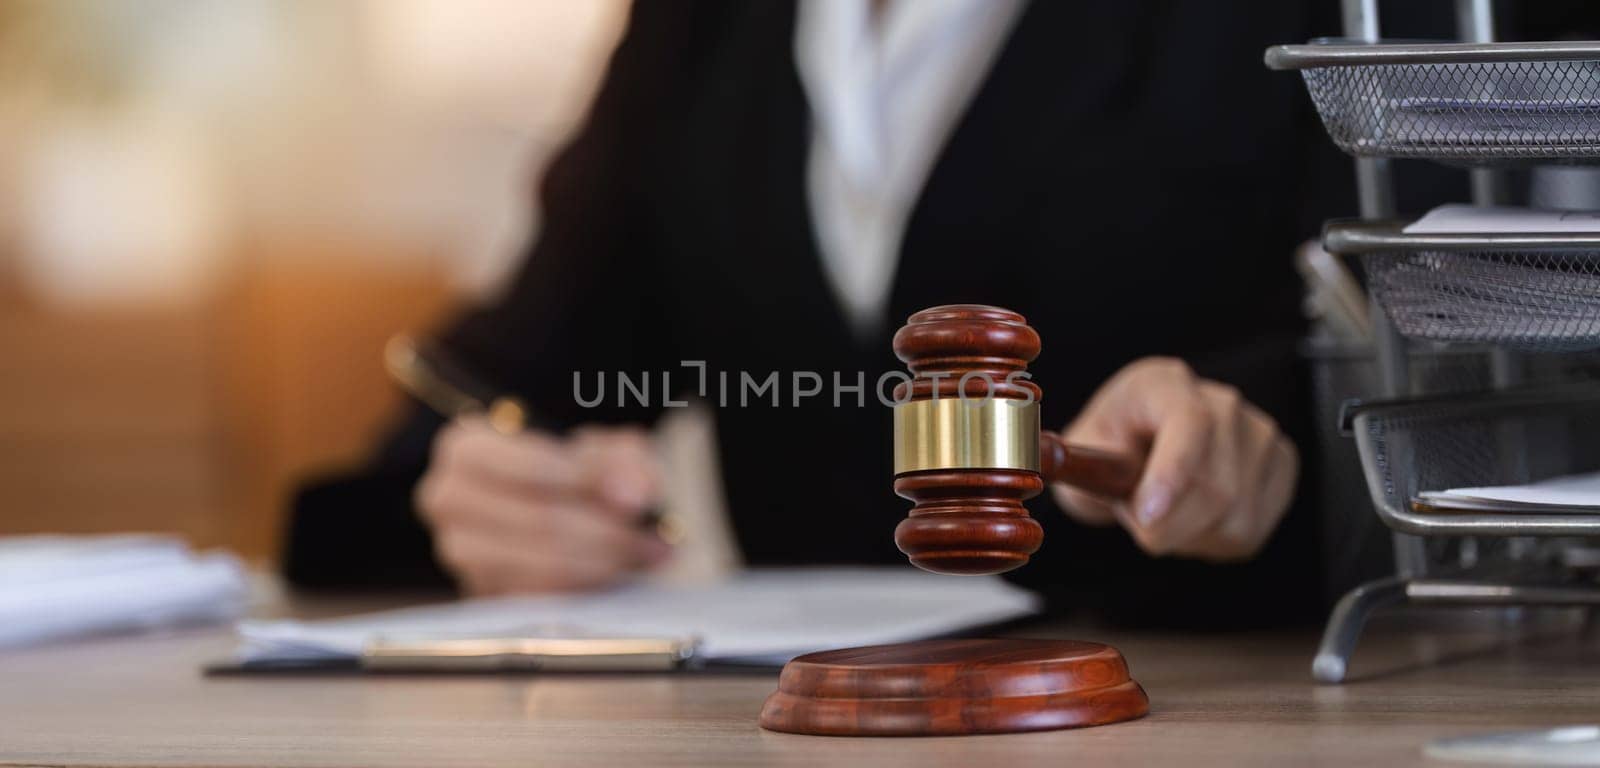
1039 431 1144 500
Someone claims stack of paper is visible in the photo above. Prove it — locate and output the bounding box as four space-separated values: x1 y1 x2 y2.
237 567 1039 666
1402 205 1600 235
1427 725 1600 765
1384 205 1600 350
0 535 249 649
1418 470 1600 512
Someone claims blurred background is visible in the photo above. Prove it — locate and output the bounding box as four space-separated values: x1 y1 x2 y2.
0 0 627 564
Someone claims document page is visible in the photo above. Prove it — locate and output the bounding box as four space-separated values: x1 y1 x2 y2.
1404 205 1600 234
0 535 247 649
237 567 1039 666
1418 470 1600 511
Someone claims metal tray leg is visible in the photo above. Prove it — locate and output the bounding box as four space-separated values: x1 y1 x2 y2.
1313 575 1408 683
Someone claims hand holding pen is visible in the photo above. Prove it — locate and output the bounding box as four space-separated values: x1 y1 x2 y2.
386 336 681 595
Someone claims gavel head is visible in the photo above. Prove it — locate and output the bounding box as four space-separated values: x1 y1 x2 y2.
891 305 1045 576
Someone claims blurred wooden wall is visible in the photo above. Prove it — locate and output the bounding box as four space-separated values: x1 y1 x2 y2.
0 299 223 544
0 245 458 563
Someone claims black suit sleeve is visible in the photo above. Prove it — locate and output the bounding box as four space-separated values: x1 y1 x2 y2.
283 0 696 589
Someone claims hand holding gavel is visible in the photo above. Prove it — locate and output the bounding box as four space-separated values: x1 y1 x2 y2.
1053 356 1300 563
891 305 1298 575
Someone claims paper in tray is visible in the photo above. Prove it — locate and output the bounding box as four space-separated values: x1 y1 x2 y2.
1369 252 1600 351
1296 55 1600 163
1416 470 1600 513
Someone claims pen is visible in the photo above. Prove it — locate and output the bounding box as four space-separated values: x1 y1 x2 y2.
384 334 684 544
362 635 700 672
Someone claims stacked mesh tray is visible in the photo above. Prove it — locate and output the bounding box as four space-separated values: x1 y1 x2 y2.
1268 42 1600 164
1267 36 1600 683
1325 222 1600 352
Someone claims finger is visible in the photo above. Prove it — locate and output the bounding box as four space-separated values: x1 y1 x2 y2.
1218 405 1279 547
437 420 664 516
1179 405 1265 561
1062 378 1152 456
436 418 600 498
1051 484 1121 526
540 502 673 566
1059 359 1199 532
425 477 670 564
1125 374 1214 537
1062 405 1141 455
569 426 664 512
1057 395 1139 526
1221 406 1298 560
1133 387 1239 555
1257 434 1300 542
1190 408 1297 562
1062 398 1139 524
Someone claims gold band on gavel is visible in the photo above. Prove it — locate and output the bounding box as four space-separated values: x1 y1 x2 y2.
892 398 1040 474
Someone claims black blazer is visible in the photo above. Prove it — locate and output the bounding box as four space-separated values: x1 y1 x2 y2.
286 0 1370 628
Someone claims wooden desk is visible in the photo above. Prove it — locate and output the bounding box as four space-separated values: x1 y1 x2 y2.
3 596 1599 767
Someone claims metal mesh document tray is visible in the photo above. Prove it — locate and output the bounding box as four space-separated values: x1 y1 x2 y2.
1265 41 1600 164
1343 386 1600 537
1323 220 1600 352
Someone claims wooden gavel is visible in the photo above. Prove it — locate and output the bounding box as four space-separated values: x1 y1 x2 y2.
892 305 1147 576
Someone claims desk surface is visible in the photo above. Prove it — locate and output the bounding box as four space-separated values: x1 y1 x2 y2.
3 594 1599 768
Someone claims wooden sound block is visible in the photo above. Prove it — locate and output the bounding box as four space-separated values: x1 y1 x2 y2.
759 638 1149 737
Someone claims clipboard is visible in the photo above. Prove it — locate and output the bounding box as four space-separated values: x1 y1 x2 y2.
202 634 779 676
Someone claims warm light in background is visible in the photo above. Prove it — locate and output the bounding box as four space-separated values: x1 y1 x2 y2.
0 0 625 561
364 0 624 131
17 111 225 305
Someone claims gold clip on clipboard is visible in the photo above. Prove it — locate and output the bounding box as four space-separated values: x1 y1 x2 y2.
362 636 701 672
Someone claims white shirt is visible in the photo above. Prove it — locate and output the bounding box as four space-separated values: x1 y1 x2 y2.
794 0 1025 334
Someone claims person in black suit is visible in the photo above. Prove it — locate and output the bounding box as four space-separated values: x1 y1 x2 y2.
287 0 1355 628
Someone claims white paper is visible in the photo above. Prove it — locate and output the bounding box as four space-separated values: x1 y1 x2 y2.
1418 470 1600 511
0 535 249 649
1385 205 1600 350
236 567 1039 665
1427 725 1600 766
1403 204 1600 234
